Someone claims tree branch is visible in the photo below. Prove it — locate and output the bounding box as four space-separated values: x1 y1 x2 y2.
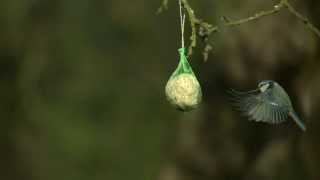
180 0 218 57
222 2 284 26
157 0 320 60
283 0 320 38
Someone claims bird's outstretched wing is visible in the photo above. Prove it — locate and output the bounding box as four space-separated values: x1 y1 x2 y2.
228 89 288 124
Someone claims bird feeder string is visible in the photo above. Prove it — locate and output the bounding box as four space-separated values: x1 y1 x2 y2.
179 0 186 49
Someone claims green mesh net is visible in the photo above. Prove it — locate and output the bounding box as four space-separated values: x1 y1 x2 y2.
165 48 202 111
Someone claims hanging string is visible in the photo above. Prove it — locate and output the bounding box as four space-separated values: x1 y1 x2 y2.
179 0 186 49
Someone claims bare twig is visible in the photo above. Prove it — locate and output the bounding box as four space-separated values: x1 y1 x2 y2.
224 0 320 37
157 0 320 60
181 0 197 56
180 0 219 57
283 0 320 37
223 2 284 26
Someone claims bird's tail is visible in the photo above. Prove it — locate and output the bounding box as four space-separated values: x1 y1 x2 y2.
289 111 306 131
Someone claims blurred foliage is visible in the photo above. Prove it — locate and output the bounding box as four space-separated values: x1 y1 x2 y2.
0 0 320 180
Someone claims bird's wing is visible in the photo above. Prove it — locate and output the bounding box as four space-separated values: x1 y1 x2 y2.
229 89 288 124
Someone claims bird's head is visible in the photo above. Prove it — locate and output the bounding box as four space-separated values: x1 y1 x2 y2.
258 80 274 92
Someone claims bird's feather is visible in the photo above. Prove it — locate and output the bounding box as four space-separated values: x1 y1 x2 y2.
289 111 306 131
229 88 289 124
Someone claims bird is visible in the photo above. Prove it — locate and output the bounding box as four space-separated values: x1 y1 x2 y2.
229 80 306 131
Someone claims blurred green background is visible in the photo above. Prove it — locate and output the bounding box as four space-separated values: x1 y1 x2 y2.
1 0 320 180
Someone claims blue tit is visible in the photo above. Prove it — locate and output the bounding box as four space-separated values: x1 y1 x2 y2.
229 80 306 131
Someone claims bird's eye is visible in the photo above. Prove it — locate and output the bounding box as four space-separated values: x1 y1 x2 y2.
258 82 266 88
259 82 271 92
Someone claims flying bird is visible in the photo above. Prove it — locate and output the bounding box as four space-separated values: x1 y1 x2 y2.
229 80 306 131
